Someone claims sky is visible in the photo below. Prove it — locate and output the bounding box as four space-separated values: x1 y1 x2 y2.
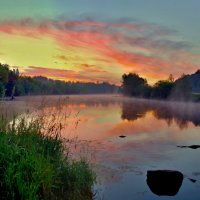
0 0 200 84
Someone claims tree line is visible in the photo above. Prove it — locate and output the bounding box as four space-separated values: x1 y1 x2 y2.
1 62 199 101
0 64 19 99
121 72 198 101
0 63 118 98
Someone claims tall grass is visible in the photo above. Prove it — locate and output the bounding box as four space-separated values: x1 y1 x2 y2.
0 113 96 200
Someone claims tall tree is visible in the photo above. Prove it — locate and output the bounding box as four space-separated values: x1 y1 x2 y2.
122 73 148 97
0 63 9 84
151 80 174 99
6 69 19 99
170 75 192 101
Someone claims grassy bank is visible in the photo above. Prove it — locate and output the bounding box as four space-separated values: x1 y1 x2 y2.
0 115 96 200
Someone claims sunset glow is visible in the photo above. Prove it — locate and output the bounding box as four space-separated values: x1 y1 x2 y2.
1 0 200 84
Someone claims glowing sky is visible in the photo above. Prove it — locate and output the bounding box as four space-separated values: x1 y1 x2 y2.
0 0 200 84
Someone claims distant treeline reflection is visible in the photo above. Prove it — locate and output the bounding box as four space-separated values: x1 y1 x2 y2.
121 100 200 129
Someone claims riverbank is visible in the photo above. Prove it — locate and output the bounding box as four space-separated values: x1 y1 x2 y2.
0 114 96 200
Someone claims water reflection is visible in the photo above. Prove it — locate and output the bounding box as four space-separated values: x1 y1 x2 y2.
10 95 200 200
121 100 200 129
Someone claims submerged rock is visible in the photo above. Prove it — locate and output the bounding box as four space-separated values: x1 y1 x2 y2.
188 178 197 183
146 170 183 196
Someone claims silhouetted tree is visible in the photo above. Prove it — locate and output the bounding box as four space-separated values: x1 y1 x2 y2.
151 80 174 99
0 82 5 98
168 74 174 82
170 75 192 101
122 73 148 97
0 63 9 84
0 64 20 99
6 69 19 99
121 72 199 101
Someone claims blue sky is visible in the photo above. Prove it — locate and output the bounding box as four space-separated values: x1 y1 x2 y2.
57 0 200 46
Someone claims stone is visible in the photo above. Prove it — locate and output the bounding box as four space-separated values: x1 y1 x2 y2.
147 170 183 196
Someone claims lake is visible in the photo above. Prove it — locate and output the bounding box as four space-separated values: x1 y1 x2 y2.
10 95 200 199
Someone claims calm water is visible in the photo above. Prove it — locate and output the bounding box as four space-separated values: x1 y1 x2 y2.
42 95 200 200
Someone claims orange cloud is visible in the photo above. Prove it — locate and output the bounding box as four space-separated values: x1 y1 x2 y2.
23 66 115 83
0 18 200 84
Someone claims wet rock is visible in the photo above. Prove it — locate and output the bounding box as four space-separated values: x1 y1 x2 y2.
177 145 200 149
147 170 183 196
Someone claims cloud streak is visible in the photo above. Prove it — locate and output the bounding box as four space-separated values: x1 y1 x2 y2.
0 18 199 84
23 66 115 83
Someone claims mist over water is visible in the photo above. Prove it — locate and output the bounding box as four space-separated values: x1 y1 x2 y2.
43 95 199 200
3 95 200 200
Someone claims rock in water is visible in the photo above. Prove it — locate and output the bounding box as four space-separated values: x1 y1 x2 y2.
189 145 200 149
147 170 183 196
177 145 200 149
119 135 126 138
188 178 197 183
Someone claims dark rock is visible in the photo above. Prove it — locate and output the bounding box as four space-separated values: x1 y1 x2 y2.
177 145 200 149
147 170 183 196
188 178 197 183
188 145 200 149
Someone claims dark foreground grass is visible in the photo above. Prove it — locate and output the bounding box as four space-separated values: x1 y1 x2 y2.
0 116 96 200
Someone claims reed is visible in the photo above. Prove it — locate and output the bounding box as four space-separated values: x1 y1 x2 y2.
0 113 96 200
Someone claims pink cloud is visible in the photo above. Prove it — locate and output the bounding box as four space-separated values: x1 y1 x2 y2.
1 18 200 83
23 66 115 83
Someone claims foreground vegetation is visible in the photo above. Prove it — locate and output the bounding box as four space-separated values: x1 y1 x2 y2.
0 115 96 200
